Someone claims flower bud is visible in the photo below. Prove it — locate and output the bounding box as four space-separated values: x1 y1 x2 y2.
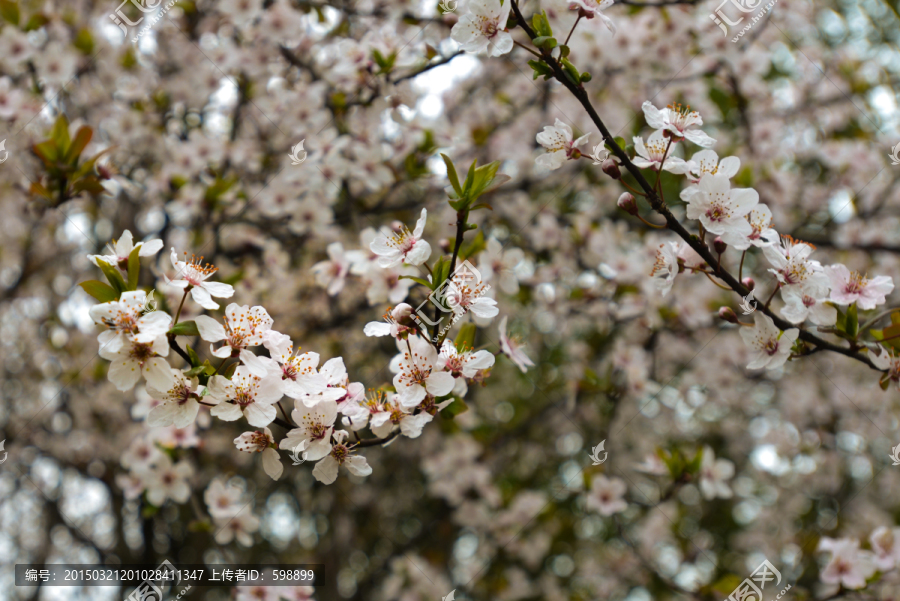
602 158 620 179
713 236 727 255
742 277 755 291
718 307 738 324
617 192 637 216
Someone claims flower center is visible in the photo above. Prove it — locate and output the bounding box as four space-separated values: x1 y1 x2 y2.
331 444 349 464
129 342 155 363
764 339 779 356
844 271 867 295
182 253 218 285
705 203 729 222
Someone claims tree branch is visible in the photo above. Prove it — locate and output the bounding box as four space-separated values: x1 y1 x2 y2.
509 0 881 372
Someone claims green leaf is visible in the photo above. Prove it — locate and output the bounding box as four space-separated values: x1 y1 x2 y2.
846 303 858 338
184 364 207 377
532 36 557 49
65 126 92 165
441 154 463 198
73 27 94 54
531 10 553 37
398 275 433 288
185 344 201 368
560 58 581 85
79 280 118 303
71 176 106 195
528 59 553 81
470 160 501 200
23 12 48 30
97 260 127 295
455 323 477 352
168 320 200 337
891 311 900 325
33 140 58 166
442 398 469 417
51 115 71 157
686 447 704 475
462 159 477 197
126 246 141 291
0 0 19 25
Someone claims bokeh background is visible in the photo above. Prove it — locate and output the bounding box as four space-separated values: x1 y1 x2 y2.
2 0 900 599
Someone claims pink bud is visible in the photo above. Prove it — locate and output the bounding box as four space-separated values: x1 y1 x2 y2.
617 192 638 216
742 277 755 291
718 307 738 323
713 237 727 255
602 158 621 180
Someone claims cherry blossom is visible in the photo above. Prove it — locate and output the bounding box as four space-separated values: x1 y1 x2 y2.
535 119 590 170
699 446 734 500
90 291 172 354
311 242 365 296
824 264 894 310
763 236 830 292
686 149 741 183
780 284 837 326
631 130 691 173
391 336 456 407
370 209 432 268
682 175 758 237
310 430 372 485
99 335 172 392
641 101 716 147
203 478 244 520
739 313 798 370
568 0 616 33
254 332 334 400
234 428 283 481
498 316 535 373
649 241 680 297
145 455 193 506
166 248 235 310
206 367 283 427
818 538 877 590
721 204 778 250
281 399 339 462
450 0 514 57
869 526 900 571
195 303 275 364
88 230 163 268
363 303 418 339
146 368 202 429
584 475 628 516
368 394 434 439
213 511 260 547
